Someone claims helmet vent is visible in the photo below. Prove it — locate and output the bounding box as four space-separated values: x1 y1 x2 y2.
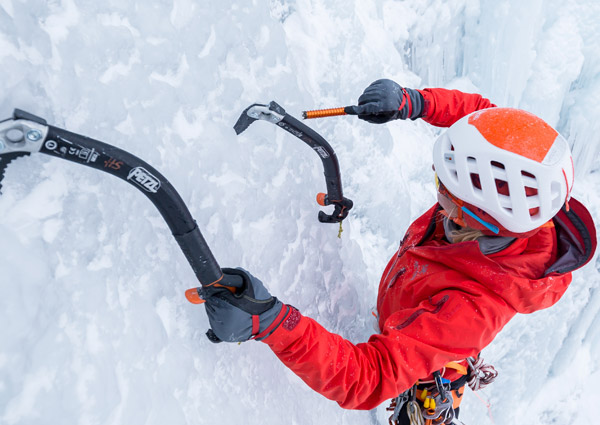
495 179 509 195
491 160 505 170
521 170 535 178
521 170 538 197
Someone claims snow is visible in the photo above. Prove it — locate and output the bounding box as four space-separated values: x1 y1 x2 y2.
0 0 599 424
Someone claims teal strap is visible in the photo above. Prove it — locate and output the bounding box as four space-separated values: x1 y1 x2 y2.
461 206 500 234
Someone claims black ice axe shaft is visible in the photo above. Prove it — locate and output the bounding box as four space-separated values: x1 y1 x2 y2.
0 109 242 301
234 101 353 223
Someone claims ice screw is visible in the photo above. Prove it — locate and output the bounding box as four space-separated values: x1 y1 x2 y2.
26 130 42 141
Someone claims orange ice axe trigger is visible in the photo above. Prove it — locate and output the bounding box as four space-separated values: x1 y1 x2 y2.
185 273 245 305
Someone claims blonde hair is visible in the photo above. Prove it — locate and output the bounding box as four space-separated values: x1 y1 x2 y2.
439 203 486 243
447 226 485 243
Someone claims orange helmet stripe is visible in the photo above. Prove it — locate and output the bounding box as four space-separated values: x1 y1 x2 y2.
468 108 558 163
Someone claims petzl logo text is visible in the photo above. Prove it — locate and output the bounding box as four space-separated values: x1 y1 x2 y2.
127 167 161 193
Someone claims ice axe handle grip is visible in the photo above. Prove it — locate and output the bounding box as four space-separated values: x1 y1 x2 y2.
173 225 223 286
302 106 356 119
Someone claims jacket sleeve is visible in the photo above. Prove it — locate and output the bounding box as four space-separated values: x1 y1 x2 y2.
261 287 515 410
417 88 496 127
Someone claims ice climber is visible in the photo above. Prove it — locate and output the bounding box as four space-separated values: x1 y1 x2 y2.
201 79 597 424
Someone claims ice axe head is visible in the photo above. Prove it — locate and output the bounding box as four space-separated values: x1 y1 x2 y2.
0 109 49 192
233 102 286 135
233 103 262 135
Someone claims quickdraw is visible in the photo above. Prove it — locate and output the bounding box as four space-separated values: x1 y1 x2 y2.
387 384 423 425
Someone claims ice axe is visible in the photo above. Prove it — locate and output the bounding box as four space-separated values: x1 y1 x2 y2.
0 109 241 306
234 101 353 227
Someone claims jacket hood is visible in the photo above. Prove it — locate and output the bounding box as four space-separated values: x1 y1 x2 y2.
414 198 596 314
545 198 596 275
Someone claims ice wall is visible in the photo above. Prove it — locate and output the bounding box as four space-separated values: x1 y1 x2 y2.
0 1 598 425
405 0 600 176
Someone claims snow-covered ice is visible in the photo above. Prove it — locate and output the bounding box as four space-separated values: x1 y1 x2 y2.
0 0 599 424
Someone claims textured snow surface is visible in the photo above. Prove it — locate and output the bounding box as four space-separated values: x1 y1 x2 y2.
0 0 599 424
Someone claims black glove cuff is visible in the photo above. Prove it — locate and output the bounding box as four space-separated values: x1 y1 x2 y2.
399 88 425 120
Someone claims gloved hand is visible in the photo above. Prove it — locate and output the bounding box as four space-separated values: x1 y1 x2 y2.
348 79 424 124
202 268 290 343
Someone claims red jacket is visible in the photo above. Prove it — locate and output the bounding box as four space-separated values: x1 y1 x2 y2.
261 88 597 410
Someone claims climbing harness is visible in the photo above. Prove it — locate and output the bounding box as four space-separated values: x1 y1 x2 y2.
387 356 497 425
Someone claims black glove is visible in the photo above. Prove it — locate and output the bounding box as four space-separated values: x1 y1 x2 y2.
347 79 424 124
202 268 290 343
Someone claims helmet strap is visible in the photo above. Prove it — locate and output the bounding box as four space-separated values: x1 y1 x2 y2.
437 177 466 224
439 208 467 228
461 206 500 234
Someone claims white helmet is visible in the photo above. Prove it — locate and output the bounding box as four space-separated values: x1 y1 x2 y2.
433 108 573 234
